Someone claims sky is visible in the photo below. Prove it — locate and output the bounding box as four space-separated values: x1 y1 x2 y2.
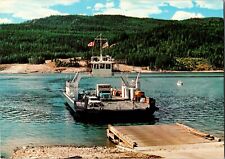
0 0 223 24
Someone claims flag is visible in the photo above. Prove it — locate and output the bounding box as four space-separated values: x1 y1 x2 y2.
102 42 109 48
88 41 95 47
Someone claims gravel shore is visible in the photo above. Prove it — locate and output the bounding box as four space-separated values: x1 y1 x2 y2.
11 145 162 159
10 142 224 159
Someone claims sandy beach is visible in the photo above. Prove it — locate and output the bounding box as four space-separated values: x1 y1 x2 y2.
0 63 223 74
0 63 88 74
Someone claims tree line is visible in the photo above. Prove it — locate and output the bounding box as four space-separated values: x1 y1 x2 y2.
0 15 223 70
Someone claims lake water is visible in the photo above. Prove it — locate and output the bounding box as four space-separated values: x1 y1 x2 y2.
0 72 224 157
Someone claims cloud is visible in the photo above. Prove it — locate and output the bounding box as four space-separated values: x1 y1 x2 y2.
172 11 204 20
0 0 222 23
0 18 12 24
105 1 114 8
119 1 162 16
161 0 222 9
94 1 115 11
194 0 223 9
86 6 92 10
0 0 79 20
94 1 162 18
93 0 206 18
167 0 193 9
93 0 223 18
94 3 105 11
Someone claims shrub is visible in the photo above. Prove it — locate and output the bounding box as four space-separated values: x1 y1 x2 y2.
28 56 45 64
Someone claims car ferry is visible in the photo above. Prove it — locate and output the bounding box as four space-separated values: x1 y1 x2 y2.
63 34 158 122
63 72 158 122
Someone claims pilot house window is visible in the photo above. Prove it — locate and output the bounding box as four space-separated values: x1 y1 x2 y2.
106 64 111 69
94 64 99 69
100 64 105 69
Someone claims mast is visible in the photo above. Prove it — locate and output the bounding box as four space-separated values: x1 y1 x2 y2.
95 34 107 61
91 34 113 77
100 34 102 61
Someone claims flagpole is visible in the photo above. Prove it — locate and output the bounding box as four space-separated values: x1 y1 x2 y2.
100 33 102 61
94 34 107 61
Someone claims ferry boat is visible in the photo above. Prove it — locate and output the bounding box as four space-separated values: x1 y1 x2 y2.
63 34 158 122
63 73 158 122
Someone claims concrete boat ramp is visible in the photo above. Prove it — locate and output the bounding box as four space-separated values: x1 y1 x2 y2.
107 123 224 159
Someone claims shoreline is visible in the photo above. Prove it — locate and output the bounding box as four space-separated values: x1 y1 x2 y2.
0 64 223 74
10 145 161 159
10 141 224 159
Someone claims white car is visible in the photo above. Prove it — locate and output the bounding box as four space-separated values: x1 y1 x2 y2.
88 96 102 105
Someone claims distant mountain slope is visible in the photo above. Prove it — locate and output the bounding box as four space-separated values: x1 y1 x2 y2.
0 15 223 69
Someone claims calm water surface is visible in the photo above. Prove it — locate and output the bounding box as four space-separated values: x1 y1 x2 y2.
0 72 224 157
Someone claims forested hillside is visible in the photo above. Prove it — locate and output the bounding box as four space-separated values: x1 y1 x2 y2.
0 15 223 70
